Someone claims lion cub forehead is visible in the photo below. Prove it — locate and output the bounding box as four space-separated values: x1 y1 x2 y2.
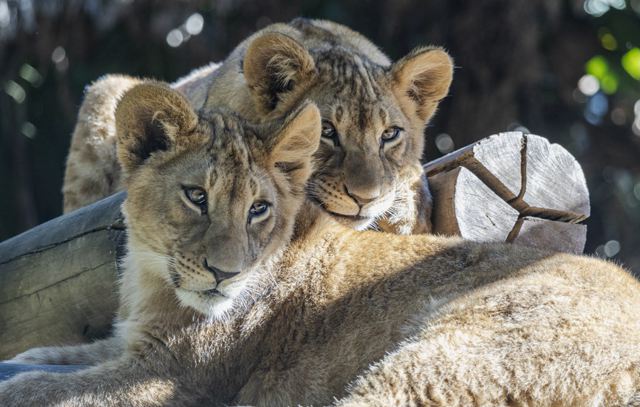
312 49 388 99
191 111 267 196
198 110 256 164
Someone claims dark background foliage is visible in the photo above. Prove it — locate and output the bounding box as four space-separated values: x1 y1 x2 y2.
1 0 639 271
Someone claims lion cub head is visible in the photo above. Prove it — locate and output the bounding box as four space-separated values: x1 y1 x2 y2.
115 83 320 317
242 27 453 230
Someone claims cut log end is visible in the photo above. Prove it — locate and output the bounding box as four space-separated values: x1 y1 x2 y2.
428 132 589 255
512 217 587 255
430 167 519 241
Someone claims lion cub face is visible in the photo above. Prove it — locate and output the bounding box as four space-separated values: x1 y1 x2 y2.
115 83 320 317
243 33 453 229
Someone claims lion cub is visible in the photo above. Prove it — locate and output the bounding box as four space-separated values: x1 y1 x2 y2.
2 83 324 405
63 18 454 234
3 84 639 407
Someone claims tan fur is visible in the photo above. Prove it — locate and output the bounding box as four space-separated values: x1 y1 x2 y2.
62 18 453 234
3 88 639 407
62 75 143 213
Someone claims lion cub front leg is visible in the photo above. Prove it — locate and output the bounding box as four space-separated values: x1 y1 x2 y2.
8 336 123 366
0 356 184 406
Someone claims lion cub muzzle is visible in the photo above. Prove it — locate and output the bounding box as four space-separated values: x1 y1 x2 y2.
203 258 240 284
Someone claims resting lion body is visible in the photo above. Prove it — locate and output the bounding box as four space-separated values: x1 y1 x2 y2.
3 84 640 407
63 18 453 234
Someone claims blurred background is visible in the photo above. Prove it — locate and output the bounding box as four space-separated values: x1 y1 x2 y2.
0 0 638 271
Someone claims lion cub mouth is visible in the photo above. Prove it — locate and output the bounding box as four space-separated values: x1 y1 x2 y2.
202 288 227 298
309 196 369 219
176 284 233 299
309 196 387 230
324 209 371 222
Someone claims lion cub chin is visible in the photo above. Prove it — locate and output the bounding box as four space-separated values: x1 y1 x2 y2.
174 277 250 318
122 237 254 320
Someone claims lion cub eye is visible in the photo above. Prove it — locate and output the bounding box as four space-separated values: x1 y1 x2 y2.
183 187 207 214
321 120 340 147
381 127 403 145
248 201 271 224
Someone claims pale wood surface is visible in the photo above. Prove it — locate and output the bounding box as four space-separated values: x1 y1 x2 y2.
461 132 523 203
0 133 590 359
513 217 587 254
430 167 520 241
0 193 125 359
520 135 590 221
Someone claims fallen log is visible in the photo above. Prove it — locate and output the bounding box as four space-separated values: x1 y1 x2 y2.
0 132 590 359
0 194 125 360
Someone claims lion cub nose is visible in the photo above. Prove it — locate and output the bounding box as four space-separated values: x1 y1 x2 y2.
203 259 240 284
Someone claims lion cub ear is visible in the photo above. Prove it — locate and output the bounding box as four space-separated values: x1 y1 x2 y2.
390 47 453 123
267 101 321 189
243 32 316 117
115 82 198 174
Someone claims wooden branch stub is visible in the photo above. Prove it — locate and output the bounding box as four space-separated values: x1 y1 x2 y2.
426 132 589 254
